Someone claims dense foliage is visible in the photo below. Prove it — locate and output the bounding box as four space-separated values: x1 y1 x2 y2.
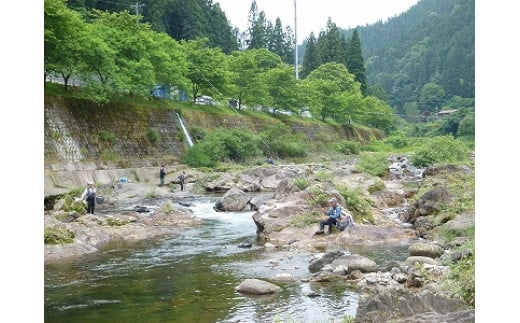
351 0 474 114
411 135 470 167
46 0 392 130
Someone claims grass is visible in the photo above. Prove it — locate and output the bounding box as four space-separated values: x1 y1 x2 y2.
354 152 389 177
44 226 75 244
106 217 129 226
291 211 322 227
441 227 475 307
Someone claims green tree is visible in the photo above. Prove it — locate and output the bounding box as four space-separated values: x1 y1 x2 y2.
44 0 88 89
317 18 345 65
265 65 299 114
227 49 272 109
183 38 230 101
247 0 268 49
420 82 446 113
346 30 368 96
301 32 320 78
301 62 360 121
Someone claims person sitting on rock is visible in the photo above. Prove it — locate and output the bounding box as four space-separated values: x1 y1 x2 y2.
315 197 342 235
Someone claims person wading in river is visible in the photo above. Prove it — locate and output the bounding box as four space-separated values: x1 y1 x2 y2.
315 197 342 235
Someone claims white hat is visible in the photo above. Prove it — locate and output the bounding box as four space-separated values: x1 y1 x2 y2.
329 197 337 203
87 181 93 185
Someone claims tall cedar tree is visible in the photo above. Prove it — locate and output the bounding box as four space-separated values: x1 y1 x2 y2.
301 32 320 78
317 18 345 65
247 1 268 49
346 30 367 96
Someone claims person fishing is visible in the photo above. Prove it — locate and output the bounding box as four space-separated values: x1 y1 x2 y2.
81 181 97 214
177 170 186 191
315 197 342 235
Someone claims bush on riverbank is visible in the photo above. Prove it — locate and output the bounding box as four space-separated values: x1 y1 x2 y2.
44 226 75 244
441 226 475 307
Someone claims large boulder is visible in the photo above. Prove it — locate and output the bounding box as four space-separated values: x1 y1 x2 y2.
214 188 249 212
408 242 445 258
204 173 236 192
355 288 472 322
414 185 453 216
331 255 377 273
235 279 282 295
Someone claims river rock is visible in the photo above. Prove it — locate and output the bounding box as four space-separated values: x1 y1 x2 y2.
414 185 453 216
408 242 444 258
238 239 253 248
273 273 296 281
235 279 282 295
214 188 249 212
331 255 377 273
405 256 440 266
355 288 472 322
308 251 344 273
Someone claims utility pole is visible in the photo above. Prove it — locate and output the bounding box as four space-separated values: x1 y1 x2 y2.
294 0 299 80
130 1 145 20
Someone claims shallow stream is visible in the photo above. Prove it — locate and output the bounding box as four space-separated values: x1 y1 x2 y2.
45 197 408 322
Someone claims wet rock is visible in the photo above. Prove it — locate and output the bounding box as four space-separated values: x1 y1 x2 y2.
238 239 253 248
214 187 249 212
235 279 282 295
408 242 444 258
133 206 151 213
308 251 344 273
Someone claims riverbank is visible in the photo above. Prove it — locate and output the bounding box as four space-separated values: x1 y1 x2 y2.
44 159 475 321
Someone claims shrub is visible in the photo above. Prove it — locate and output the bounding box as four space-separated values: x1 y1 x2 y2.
161 201 174 214
44 226 75 244
457 112 475 137
354 152 389 177
294 177 311 190
411 135 470 167
338 185 374 224
270 141 307 158
98 130 116 144
183 128 264 167
147 128 159 144
383 133 409 148
315 170 333 183
335 140 361 154
183 143 217 168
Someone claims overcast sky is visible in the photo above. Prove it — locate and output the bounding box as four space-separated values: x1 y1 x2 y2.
216 0 420 43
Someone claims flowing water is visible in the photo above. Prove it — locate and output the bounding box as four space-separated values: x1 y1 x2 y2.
45 197 408 323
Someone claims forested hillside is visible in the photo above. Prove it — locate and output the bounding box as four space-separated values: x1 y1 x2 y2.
343 0 474 114
67 0 239 53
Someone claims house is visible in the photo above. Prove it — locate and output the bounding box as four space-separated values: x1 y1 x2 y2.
437 109 459 118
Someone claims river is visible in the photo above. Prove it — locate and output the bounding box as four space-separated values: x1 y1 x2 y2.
45 197 407 322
